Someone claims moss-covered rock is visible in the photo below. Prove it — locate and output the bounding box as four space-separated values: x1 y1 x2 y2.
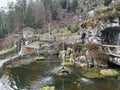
82 67 103 78
61 61 73 66
83 72 103 78
40 86 55 90
100 69 119 77
34 56 45 61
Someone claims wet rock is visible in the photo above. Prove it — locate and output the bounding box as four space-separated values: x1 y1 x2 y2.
87 58 94 67
56 67 70 77
76 56 86 62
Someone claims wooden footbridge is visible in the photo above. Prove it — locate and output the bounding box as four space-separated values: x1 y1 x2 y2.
101 44 120 57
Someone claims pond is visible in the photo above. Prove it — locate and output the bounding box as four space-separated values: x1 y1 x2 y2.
0 57 120 90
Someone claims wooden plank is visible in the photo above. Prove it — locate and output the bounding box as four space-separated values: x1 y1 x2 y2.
106 53 120 57
102 45 120 48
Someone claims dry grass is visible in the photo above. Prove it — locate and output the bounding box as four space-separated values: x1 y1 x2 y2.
0 48 15 55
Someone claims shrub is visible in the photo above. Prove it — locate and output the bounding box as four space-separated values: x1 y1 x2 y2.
67 24 71 31
70 25 79 33
97 52 109 64
60 0 67 9
78 44 86 51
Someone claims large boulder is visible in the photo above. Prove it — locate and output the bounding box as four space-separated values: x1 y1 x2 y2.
100 69 119 76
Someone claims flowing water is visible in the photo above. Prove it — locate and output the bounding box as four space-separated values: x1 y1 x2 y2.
0 57 120 90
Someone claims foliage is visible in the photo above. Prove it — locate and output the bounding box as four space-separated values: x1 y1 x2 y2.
68 16 79 33
99 6 117 17
67 24 71 31
73 43 85 52
0 0 79 39
0 0 61 38
70 24 79 33
50 5 58 20
78 44 86 51
60 0 78 12
33 20 43 29
100 69 119 76
0 28 7 38
68 0 78 12
60 0 67 9
23 5 35 27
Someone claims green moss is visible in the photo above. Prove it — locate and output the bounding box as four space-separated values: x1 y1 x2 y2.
100 69 119 77
99 6 118 17
0 48 15 55
82 67 103 78
40 86 55 90
61 61 73 66
83 67 101 72
78 44 86 51
83 72 103 78
34 56 45 61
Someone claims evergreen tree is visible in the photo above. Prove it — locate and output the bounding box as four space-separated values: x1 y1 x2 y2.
104 0 112 6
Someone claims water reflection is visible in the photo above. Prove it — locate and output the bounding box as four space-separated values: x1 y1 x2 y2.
0 58 120 90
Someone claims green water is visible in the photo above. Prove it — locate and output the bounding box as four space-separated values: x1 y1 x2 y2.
0 58 120 90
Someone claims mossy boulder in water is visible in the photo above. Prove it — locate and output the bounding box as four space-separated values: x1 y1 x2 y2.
100 69 119 76
56 66 70 77
83 67 103 78
83 72 103 78
61 61 73 66
40 86 55 90
34 56 45 61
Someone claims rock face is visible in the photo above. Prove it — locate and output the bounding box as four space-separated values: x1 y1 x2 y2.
80 17 120 45
101 27 120 45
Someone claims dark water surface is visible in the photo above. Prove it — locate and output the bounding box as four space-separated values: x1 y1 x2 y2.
0 58 120 90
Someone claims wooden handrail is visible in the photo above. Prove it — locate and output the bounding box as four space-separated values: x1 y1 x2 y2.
101 44 120 57
102 45 120 48
106 53 120 57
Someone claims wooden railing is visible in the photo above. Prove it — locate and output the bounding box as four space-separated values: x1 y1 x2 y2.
101 44 120 57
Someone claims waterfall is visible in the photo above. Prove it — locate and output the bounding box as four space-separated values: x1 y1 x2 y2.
62 31 65 67
117 33 120 45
